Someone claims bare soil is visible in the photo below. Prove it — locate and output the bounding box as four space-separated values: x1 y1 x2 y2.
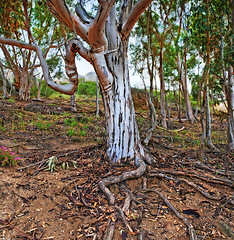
0 96 233 240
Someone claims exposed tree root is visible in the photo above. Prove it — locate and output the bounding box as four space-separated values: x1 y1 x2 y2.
152 172 224 201
140 188 198 240
194 161 234 178
103 218 115 240
98 158 146 204
116 206 134 233
150 169 234 188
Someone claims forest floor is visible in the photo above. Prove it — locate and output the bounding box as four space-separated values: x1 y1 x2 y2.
0 94 233 240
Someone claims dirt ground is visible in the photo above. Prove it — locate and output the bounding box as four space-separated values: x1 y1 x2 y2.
0 96 233 240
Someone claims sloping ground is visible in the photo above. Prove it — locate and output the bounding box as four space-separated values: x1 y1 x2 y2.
0 97 233 240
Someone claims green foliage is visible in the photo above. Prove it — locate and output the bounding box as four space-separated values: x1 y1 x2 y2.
7 98 15 103
36 121 51 130
67 129 77 137
77 81 97 96
64 118 78 127
0 146 20 166
39 80 57 97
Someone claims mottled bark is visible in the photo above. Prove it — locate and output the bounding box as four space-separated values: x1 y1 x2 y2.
94 40 146 162
70 93 77 112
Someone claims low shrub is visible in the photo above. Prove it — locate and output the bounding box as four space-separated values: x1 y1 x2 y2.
0 146 20 166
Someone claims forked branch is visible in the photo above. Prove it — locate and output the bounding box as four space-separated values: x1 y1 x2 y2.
121 0 153 39
0 36 79 95
47 0 89 43
75 0 94 24
88 0 116 49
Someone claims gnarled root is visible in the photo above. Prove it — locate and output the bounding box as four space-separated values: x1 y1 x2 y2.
98 158 146 204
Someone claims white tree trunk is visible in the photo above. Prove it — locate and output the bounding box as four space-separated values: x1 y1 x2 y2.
96 77 99 117
176 54 195 124
70 93 77 112
92 40 146 162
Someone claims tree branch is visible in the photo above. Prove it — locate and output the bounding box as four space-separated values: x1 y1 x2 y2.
0 36 79 95
75 0 94 24
88 0 116 50
46 0 89 43
121 0 153 39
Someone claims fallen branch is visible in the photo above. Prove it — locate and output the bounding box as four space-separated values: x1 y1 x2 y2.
103 218 115 240
116 206 134 233
140 188 197 240
152 173 223 201
156 125 185 132
153 135 198 145
194 161 234 178
150 169 234 188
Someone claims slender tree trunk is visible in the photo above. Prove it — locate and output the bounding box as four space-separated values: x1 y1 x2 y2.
176 53 195 123
19 70 31 101
96 77 100 117
159 44 167 128
174 89 179 111
37 76 43 100
178 84 182 122
165 90 171 126
195 69 205 119
0 61 10 99
142 76 150 117
223 5 234 150
70 93 77 112
226 67 234 149
199 0 217 156
154 70 160 118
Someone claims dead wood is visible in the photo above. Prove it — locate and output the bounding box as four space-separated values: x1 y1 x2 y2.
103 218 115 240
194 161 234 178
116 206 134 233
150 169 234 188
140 188 198 240
151 172 224 201
153 135 199 145
156 125 185 132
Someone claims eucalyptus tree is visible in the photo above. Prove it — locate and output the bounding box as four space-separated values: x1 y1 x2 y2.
130 4 159 144
0 0 154 204
0 0 68 100
131 0 178 129
189 0 233 152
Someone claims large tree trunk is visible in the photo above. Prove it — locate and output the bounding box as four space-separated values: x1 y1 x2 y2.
92 40 146 162
0 0 153 164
